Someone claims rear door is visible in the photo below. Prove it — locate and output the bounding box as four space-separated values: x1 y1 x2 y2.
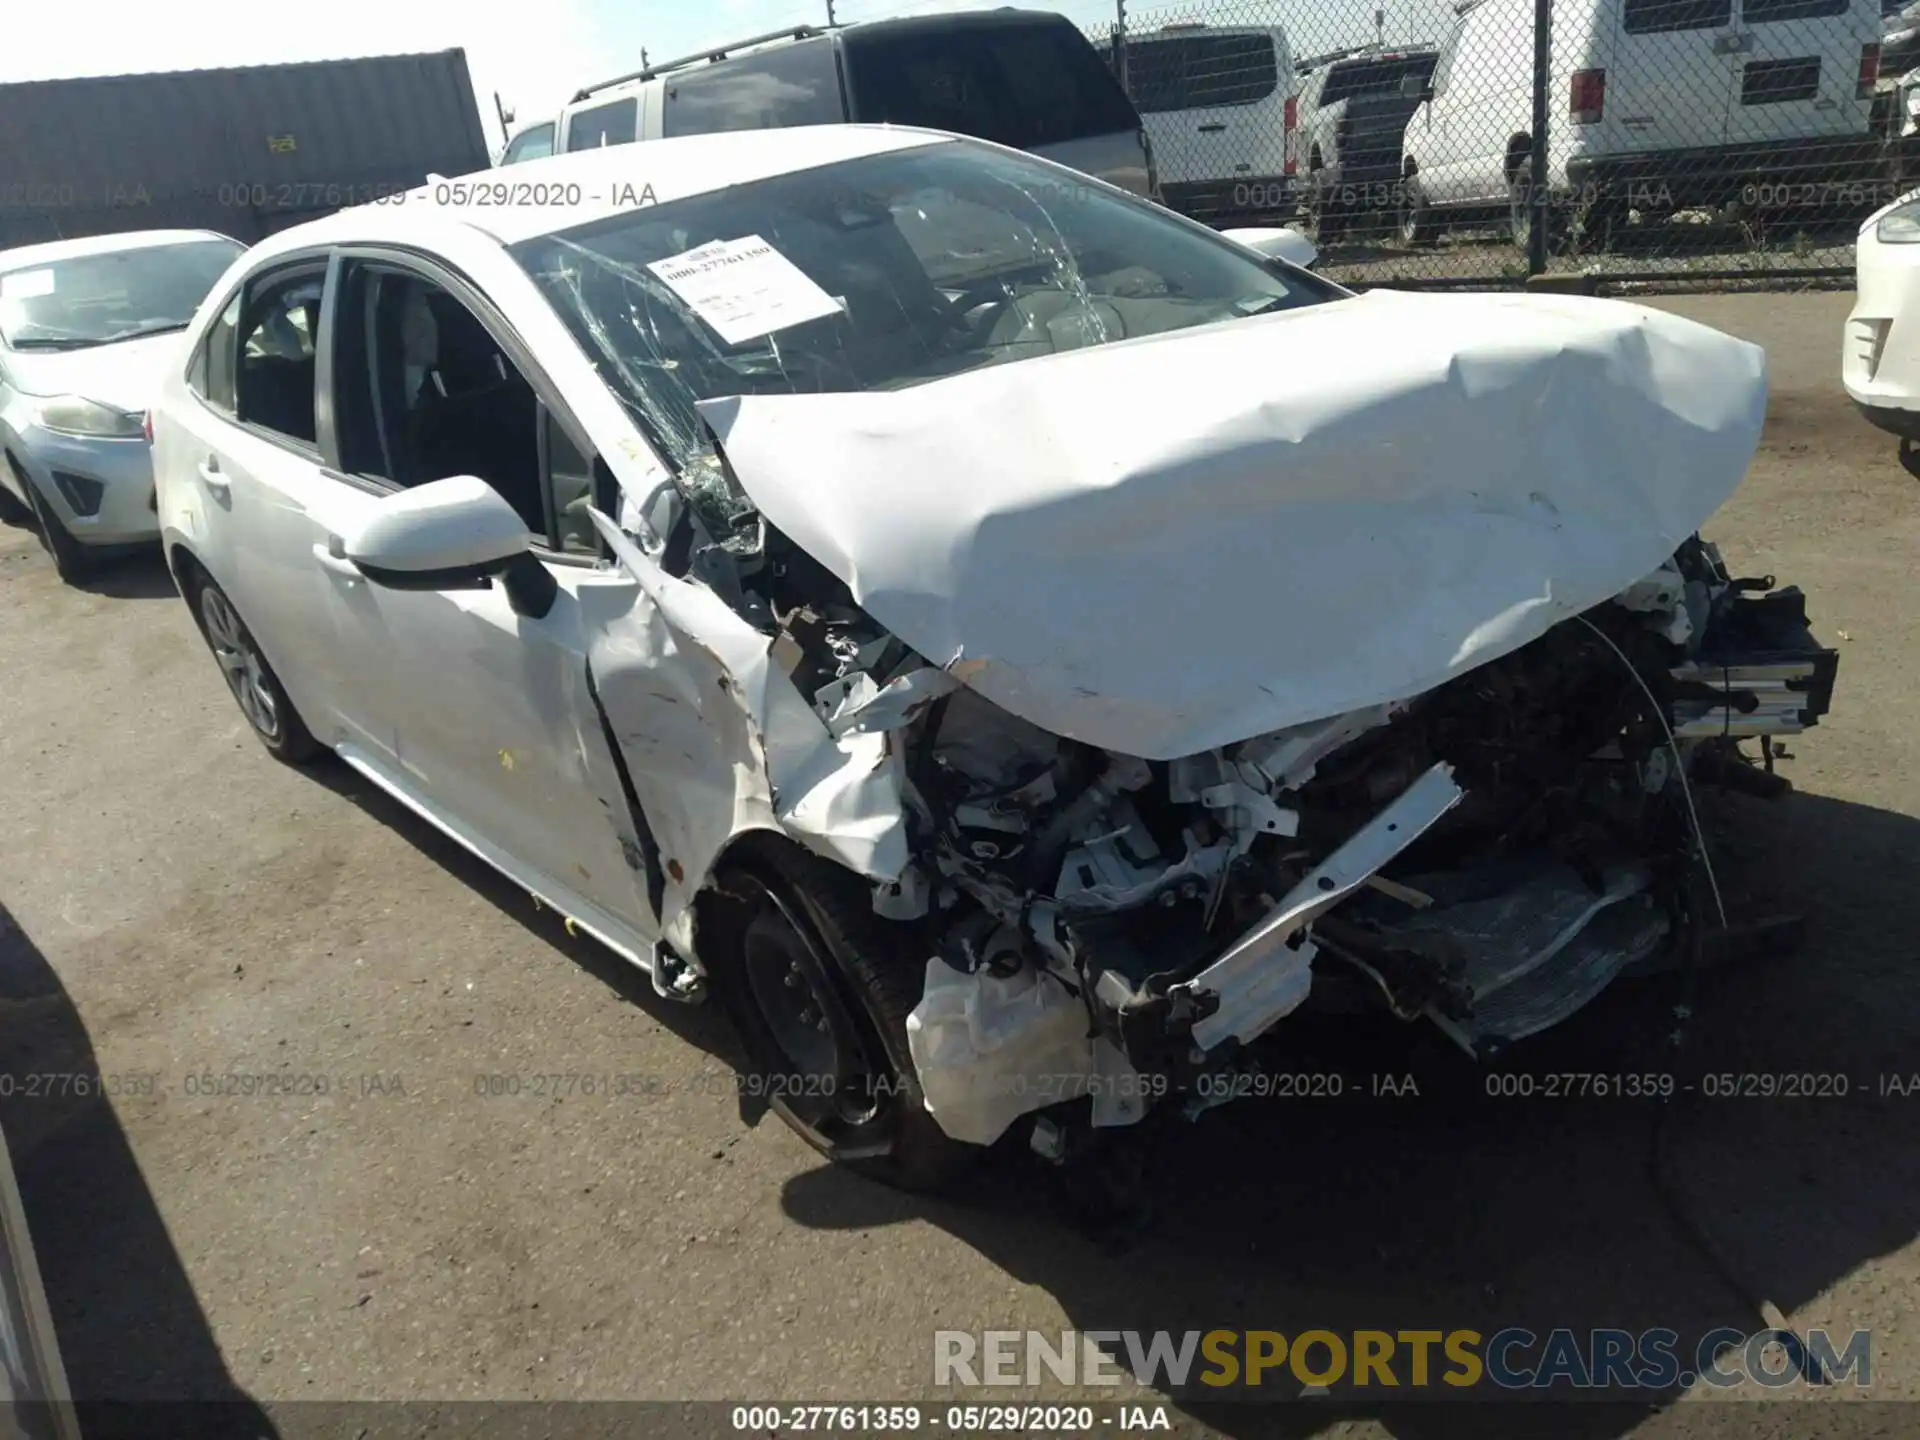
1727 0 1878 144
1124 31 1287 191
1605 0 1738 154
163 258 394 752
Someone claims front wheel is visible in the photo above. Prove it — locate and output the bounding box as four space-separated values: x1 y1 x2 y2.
21 477 90 583
0 463 31 528
187 571 320 764
707 845 978 1192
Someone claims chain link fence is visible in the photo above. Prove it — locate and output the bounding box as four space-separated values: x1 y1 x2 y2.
1089 0 1917 286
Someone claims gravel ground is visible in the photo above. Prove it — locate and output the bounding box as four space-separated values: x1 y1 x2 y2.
0 291 1914 1439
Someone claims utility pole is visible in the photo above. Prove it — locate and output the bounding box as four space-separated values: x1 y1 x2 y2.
1115 0 1128 89
1374 7 1385 46
826 0 837 23
1528 0 1550 275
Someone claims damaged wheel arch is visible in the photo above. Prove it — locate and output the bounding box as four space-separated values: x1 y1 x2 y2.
694 832 980 1191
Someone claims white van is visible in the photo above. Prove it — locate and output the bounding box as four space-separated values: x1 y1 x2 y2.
1108 24 1297 223
1399 0 1885 249
501 12 1154 200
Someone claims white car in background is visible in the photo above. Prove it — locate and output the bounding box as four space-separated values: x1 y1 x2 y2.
0 230 242 581
1401 0 1884 252
150 126 1834 1190
1846 189 1920 445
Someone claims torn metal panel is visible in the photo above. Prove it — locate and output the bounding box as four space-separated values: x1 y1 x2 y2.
1179 762 1465 1050
1405 863 1672 1054
580 510 913 960
697 290 1767 760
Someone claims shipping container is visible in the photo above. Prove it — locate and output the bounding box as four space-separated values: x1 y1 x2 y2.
0 50 490 247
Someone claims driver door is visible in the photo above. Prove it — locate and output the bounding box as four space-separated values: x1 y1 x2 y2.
317 252 659 952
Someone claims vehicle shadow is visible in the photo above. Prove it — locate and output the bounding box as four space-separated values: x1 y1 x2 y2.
70 546 179 601
302 758 747 1068
0 900 279 1439
778 785 1919 1436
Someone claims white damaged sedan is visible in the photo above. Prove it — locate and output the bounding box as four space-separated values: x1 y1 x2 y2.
152 126 1837 1188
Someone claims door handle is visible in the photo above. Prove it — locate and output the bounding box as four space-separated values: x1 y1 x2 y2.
1197 122 1227 133
312 540 362 580
1713 32 1751 53
196 459 230 493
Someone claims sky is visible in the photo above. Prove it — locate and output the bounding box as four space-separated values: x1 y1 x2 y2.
0 0 1458 152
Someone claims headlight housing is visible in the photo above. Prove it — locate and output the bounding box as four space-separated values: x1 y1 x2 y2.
1877 197 1920 244
33 395 145 439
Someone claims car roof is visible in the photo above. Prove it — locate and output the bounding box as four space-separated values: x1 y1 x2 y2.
0 228 238 274
246 123 958 259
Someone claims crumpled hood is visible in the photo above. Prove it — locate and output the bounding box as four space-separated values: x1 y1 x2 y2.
4 331 185 414
698 289 1767 761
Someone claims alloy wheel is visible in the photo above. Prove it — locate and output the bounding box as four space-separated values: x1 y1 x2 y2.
199 585 281 742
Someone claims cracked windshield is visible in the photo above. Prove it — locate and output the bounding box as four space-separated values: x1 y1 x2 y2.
514 142 1332 463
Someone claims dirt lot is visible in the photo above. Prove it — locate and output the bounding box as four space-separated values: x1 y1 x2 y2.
0 291 1915 1438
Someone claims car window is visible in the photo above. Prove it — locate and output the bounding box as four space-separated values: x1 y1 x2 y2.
1624 0 1734 33
502 122 556 164
843 20 1141 147
1120 34 1280 113
1318 54 1436 105
329 263 566 547
660 41 844 137
189 291 242 413
1741 0 1847 19
544 410 599 554
0 238 239 350
513 139 1341 470
566 98 638 152
235 269 324 445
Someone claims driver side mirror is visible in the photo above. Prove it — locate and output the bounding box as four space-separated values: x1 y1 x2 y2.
1401 73 1434 101
339 475 556 618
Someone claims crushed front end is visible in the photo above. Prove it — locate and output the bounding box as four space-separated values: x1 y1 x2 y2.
878 540 1836 1147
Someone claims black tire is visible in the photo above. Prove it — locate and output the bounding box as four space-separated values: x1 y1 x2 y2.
706 843 979 1192
21 474 93 583
1509 172 1566 256
0 464 31 528
181 566 321 764
1312 186 1351 244
1398 173 1439 246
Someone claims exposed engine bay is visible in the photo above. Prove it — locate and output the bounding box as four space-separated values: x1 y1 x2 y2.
643 455 1838 1151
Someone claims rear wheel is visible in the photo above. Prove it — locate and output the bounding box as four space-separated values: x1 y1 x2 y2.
1509 174 1565 256
1312 183 1351 244
1398 172 1440 246
707 844 978 1192
186 570 320 764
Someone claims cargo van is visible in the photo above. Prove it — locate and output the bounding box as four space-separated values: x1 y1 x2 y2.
1292 46 1439 235
1107 24 1298 223
501 12 1154 200
1398 0 1885 249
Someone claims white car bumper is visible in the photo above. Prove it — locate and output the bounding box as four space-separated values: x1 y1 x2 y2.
6 423 158 546
1845 208 1920 437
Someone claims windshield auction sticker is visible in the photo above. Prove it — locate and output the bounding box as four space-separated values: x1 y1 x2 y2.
647 234 842 346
